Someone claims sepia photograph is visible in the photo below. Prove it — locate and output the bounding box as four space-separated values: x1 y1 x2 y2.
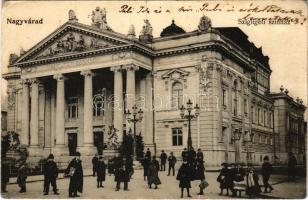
1 0 307 199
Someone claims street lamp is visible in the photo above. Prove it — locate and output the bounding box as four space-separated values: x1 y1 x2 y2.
243 131 253 164
125 104 143 159
180 99 200 151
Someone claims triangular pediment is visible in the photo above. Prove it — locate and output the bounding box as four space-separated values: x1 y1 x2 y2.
162 68 190 79
14 22 132 65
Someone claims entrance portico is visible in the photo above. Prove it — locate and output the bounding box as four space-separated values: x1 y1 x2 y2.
20 59 153 156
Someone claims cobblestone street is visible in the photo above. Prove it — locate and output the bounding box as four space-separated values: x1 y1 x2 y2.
2 166 306 199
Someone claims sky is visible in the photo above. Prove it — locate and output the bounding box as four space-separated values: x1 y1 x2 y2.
1 1 307 111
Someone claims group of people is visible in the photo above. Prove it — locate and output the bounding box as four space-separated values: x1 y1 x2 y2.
217 156 274 198
1 149 300 198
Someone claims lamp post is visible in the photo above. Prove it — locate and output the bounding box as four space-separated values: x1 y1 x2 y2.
125 105 143 160
180 99 200 151
243 131 253 164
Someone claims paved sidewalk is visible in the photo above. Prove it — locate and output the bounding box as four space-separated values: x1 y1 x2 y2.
3 167 306 199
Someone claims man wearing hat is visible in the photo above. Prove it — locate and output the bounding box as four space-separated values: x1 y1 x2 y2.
261 156 274 193
43 154 59 195
65 152 83 197
17 160 28 193
92 154 99 177
96 156 106 188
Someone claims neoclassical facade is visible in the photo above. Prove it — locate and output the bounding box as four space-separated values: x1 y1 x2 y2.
3 8 305 165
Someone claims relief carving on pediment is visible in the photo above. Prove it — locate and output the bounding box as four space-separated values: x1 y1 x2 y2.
35 32 114 60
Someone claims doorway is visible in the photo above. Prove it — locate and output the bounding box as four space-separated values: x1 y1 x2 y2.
68 133 77 156
94 131 104 155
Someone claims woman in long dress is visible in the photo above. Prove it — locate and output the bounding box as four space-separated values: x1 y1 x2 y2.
177 160 193 198
147 156 161 189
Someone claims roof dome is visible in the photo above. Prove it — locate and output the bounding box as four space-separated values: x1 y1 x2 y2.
160 20 186 37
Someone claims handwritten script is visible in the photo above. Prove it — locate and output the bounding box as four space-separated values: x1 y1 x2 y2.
119 3 306 25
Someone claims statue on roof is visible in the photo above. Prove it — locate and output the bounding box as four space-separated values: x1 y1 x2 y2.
140 19 153 36
127 24 136 39
90 7 112 31
198 15 212 32
68 9 78 22
139 19 153 43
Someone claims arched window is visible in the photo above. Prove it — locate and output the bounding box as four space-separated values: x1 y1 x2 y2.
171 82 183 109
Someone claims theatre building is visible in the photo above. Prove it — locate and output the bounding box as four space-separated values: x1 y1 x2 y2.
3 8 305 165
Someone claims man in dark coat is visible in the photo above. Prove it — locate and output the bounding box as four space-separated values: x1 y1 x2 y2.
167 152 177 176
160 150 167 171
114 157 130 191
228 163 236 197
17 160 28 193
43 154 59 195
1 160 10 193
65 152 83 197
126 155 134 178
145 148 151 159
195 159 206 195
288 152 297 182
261 156 273 193
92 154 98 176
147 156 161 189
196 149 204 161
96 156 106 188
107 157 115 176
181 148 189 161
177 160 193 198
142 155 150 181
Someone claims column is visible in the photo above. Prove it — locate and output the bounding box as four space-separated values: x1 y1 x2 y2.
44 89 51 148
30 78 39 146
111 66 124 142
21 79 30 145
50 89 56 148
81 70 93 146
53 74 65 146
139 77 146 138
145 72 153 145
124 64 139 131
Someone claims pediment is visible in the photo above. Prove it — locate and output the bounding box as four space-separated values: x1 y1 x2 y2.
13 22 131 65
162 68 190 79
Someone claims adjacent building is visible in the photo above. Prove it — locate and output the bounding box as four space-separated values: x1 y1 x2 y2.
270 87 306 164
2 8 306 165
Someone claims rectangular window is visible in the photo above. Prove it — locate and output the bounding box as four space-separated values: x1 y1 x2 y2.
68 97 78 119
269 112 272 128
251 106 254 123
264 111 267 127
261 109 264 124
258 108 261 124
172 128 183 146
222 89 227 108
259 135 262 144
244 99 248 117
93 88 106 117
